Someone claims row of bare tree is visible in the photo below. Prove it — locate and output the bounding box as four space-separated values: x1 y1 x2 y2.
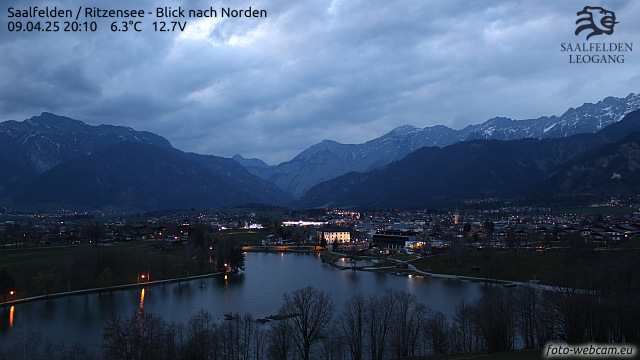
98 281 640 360
2 281 638 360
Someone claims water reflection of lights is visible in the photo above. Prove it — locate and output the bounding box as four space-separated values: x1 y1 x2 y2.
139 288 145 310
9 306 14 327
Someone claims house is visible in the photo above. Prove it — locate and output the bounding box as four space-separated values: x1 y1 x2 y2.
317 227 351 243
611 226 636 240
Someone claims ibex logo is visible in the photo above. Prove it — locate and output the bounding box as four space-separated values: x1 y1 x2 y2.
575 6 618 40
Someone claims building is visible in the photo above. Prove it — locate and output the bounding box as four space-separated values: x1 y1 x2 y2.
373 230 418 251
317 227 351 243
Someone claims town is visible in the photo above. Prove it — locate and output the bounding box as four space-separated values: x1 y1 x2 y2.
2 198 638 255
2 200 639 359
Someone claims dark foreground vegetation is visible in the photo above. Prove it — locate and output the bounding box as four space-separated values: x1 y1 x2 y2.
2 281 638 360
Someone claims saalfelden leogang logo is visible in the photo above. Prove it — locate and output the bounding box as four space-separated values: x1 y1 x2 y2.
561 6 633 64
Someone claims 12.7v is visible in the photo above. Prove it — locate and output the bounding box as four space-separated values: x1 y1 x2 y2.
153 21 187 32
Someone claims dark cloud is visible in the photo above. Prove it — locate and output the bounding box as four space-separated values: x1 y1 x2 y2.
1 0 639 164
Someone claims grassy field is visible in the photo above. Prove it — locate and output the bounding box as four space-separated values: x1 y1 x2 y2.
225 228 272 246
321 244 640 287
409 250 565 284
390 253 419 262
408 238 640 286
612 236 640 250
0 227 272 301
0 241 216 301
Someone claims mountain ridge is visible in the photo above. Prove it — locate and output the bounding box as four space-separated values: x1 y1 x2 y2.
531 131 640 198
296 109 640 209
236 93 640 197
0 112 173 173
0 113 294 210
3 94 640 211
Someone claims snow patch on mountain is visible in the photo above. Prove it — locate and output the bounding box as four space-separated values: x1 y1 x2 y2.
235 93 640 197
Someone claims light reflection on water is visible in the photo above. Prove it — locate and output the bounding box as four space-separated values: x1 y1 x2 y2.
333 257 376 267
139 288 145 310
0 252 491 350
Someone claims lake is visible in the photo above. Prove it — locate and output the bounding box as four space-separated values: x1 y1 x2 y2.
1 252 489 350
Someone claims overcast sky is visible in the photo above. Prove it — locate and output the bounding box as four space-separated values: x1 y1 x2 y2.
2 0 639 164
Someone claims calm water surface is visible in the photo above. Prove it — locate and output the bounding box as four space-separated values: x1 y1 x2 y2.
1 252 489 349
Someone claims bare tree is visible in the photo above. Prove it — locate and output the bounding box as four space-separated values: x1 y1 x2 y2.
426 310 450 355
0 267 16 305
506 230 519 251
185 309 217 360
219 312 255 360
390 289 428 358
535 291 559 347
239 313 255 360
102 311 168 360
472 289 516 353
406 302 429 357
365 290 396 360
253 324 268 360
453 298 475 354
165 322 187 360
320 321 346 360
278 286 334 360
33 268 60 297
79 220 104 245
74 246 94 287
516 283 538 349
341 294 366 360
268 321 293 360
98 267 115 289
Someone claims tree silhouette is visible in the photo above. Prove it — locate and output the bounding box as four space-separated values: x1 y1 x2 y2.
0 267 16 305
278 286 334 360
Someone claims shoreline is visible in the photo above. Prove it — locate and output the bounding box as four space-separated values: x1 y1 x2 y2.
319 250 557 290
242 245 322 253
247 246 532 286
1 271 224 307
3 249 558 307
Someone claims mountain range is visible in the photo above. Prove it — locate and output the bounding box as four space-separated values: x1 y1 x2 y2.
0 113 293 210
0 112 172 173
1 93 640 211
235 93 640 197
297 109 640 209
